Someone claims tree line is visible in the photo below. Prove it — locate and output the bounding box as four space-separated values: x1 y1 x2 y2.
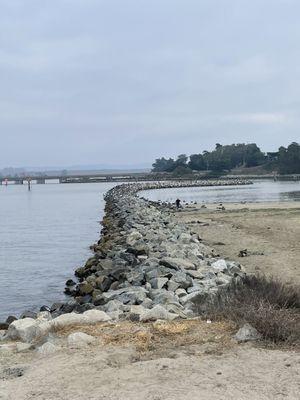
152 142 300 175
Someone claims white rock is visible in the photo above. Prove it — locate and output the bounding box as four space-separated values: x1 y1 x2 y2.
51 313 85 329
83 310 111 323
37 342 58 355
67 332 95 348
175 288 187 298
139 305 179 322
50 310 111 330
211 259 228 272
6 318 42 343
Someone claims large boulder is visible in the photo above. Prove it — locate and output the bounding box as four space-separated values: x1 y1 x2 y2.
51 310 111 329
83 309 111 323
6 318 43 343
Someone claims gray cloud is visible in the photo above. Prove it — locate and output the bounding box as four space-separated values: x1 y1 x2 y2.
0 0 299 167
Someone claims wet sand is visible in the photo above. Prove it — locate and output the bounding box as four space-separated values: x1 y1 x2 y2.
176 201 300 285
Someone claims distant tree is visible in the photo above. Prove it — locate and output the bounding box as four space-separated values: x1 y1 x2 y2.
150 142 291 176
175 154 188 167
244 143 266 167
172 165 192 176
152 157 176 172
278 142 300 174
188 154 206 171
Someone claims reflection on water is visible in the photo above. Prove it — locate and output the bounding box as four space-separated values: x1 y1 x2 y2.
281 190 300 201
0 182 116 320
140 180 300 204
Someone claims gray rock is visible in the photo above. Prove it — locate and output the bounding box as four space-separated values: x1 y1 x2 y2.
167 280 180 292
103 300 125 313
187 284 203 294
180 291 204 306
159 257 181 270
151 289 179 305
150 277 168 290
0 322 8 330
172 271 193 289
6 316 17 325
98 287 147 305
234 324 262 343
19 310 37 319
139 305 179 322
141 298 153 309
186 270 205 279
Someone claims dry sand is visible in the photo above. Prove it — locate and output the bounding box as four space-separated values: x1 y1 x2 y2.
177 201 300 285
1 320 300 400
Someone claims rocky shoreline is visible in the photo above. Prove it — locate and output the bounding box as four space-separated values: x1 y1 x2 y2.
1 179 250 341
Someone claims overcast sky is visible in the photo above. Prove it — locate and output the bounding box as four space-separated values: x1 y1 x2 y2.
0 0 299 168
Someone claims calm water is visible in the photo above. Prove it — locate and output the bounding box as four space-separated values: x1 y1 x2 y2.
0 182 116 320
140 180 300 204
0 180 299 320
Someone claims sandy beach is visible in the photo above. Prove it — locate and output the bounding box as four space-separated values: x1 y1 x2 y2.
1 319 300 400
176 201 300 285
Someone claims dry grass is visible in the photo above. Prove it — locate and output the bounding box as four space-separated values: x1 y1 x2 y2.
195 275 300 346
54 319 235 355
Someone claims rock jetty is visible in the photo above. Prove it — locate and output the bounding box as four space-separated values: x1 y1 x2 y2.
61 180 248 321
0 179 250 336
